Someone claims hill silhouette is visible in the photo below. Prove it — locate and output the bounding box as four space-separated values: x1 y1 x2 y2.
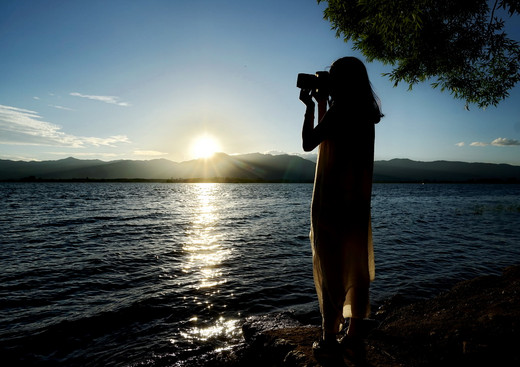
0 154 519 183
0 153 316 182
374 159 520 183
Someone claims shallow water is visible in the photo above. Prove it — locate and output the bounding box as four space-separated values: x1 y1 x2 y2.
1 182 519 366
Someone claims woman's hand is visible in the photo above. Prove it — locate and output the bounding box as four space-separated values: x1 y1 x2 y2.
299 89 315 108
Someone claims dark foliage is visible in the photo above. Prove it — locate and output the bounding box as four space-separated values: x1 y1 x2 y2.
318 0 520 108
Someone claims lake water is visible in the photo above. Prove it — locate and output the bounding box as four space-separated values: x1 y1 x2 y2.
1 183 519 366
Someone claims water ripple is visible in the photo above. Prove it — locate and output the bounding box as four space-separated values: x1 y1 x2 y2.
0 182 519 366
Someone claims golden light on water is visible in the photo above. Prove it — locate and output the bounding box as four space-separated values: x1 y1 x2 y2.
182 184 230 289
180 183 239 344
177 316 240 343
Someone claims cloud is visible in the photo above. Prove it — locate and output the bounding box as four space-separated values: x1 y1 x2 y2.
0 104 130 148
491 137 520 146
70 92 130 107
33 96 40 100
0 154 42 162
264 150 288 155
470 142 488 147
467 138 520 147
47 152 121 159
455 142 465 147
49 104 74 111
134 150 168 157
82 135 131 147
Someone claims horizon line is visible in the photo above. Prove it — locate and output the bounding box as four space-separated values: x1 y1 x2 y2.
1 153 520 167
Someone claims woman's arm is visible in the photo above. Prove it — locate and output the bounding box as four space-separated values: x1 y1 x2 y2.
301 89 333 152
301 89 316 152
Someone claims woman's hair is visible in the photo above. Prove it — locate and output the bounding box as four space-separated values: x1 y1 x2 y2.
329 57 383 124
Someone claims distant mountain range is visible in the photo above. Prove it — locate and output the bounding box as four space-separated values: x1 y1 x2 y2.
374 158 520 183
1 154 519 183
0 153 315 182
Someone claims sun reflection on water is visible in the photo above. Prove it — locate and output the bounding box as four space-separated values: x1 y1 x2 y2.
179 183 239 345
176 316 241 343
182 184 231 289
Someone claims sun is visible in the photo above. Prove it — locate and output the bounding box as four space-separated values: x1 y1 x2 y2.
191 135 221 159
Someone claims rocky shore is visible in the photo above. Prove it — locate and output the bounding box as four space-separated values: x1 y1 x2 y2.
190 265 520 366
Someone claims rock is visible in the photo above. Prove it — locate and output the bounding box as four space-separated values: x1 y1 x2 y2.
284 350 310 366
370 265 520 366
202 265 520 366
238 312 321 366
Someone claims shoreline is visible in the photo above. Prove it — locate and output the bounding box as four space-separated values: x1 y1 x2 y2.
189 265 520 366
2 178 520 184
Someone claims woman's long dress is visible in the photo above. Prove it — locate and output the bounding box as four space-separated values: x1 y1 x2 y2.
310 112 376 334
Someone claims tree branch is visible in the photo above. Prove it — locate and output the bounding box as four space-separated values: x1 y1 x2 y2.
488 0 499 36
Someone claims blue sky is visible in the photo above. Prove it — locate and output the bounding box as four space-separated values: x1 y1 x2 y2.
1 0 519 164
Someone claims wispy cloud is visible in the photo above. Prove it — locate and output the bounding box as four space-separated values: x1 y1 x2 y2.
455 142 465 147
134 150 168 157
465 138 520 147
82 135 130 146
49 104 74 111
70 92 130 107
47 151 121 159
491 137 520 146
0 104 130 148
1 154 42 162
264 150 289 155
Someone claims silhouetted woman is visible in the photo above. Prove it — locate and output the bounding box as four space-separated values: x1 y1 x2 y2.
300 57 383 361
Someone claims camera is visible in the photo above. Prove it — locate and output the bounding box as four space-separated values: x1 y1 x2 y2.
296 71 330 98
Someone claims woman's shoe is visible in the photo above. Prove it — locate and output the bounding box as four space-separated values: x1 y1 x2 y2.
312 337 342 360
340 334 367 366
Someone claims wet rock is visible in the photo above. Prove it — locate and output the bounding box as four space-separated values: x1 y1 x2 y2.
238 312 320 366
370 265 520 366
204 265 520 366
283 350 309 366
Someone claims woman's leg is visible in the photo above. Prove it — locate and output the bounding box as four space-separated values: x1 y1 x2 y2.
321 288 344 341
313 288 342 358
346 286 369 337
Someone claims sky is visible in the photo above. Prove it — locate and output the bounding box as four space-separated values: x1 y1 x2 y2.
1 0 519 165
